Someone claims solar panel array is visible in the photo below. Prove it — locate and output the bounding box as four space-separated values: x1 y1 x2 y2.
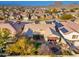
60 28 68 33
53 20 63 28
53 20 69 33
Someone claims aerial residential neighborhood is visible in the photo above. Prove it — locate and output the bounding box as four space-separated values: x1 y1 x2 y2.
0 1 79 57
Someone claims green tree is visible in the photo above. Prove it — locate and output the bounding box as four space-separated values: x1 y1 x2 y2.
0 28 11 47
70 9 75 12
6 37 37 56
60 14 73 20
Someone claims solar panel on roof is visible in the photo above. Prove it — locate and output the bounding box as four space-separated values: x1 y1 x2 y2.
55 22 63 28
53 20 63 28
60 28 68 33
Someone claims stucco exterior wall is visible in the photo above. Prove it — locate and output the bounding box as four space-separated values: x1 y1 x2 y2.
60 31 79 41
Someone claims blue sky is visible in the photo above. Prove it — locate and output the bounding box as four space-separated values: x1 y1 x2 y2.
0 1 79 6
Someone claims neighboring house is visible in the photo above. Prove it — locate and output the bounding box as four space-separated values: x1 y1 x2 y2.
61 21 79 41
9 15 14 20
8 21 25 36
0 23 16 36
54 20 79 47
23 16 29 22
45 13 53 20
31 15 38 20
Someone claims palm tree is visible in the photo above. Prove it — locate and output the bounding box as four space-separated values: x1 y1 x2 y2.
0 28 11 47
0 28 13 56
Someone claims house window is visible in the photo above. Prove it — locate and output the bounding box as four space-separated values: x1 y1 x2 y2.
72 35 78 39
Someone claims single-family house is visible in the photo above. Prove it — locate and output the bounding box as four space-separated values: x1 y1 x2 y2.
54 20 79 47
31 14 38 20
61 21 79 41
22 24 59 41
